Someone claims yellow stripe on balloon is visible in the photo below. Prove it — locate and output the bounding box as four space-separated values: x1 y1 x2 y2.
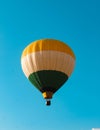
21 39 75 59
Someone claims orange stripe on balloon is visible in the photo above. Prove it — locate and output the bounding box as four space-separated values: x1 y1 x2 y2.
21 39 75 59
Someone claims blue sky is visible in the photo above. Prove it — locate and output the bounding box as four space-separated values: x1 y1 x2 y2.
0 0 100 130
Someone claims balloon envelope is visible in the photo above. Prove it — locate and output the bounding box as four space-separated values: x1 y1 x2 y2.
21 39 75 104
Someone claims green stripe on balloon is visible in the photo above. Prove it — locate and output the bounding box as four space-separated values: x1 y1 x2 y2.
28 70 68 93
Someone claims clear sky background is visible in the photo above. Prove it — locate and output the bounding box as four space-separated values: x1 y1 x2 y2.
0 0 100 130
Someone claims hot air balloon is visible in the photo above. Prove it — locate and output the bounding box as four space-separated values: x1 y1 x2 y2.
21 39 75 106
